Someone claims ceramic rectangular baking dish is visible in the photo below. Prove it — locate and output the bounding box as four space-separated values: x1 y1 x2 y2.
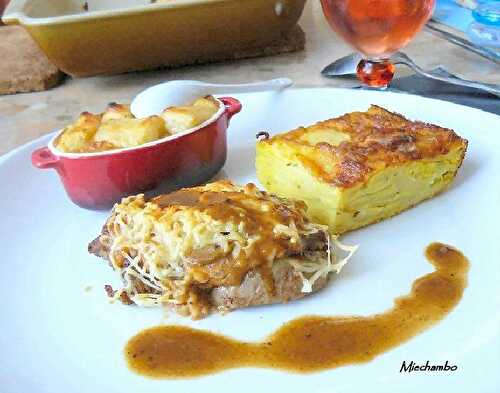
2 0 306 77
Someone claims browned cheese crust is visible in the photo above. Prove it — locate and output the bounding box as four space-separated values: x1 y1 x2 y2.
261 105 468 188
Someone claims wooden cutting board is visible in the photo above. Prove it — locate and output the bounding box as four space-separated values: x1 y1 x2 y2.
0 25 64 95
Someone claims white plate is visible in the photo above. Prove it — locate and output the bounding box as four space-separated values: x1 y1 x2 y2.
1 88 499 393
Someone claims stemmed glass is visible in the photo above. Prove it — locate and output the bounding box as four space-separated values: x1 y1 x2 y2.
320 0 435 88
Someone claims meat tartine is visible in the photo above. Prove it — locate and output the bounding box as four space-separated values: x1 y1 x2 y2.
88 180 355 319
256 105 468 234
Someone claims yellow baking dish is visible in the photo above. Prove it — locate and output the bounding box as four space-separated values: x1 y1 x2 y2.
2 0 306 77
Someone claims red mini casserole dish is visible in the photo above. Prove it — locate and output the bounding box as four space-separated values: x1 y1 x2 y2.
31 97 241 210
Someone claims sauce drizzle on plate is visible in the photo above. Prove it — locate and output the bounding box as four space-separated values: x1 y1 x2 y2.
125 242 469 378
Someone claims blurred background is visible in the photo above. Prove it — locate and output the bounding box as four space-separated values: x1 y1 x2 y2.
0 0 498 155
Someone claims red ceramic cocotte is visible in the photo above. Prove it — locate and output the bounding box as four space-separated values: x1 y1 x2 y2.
31 97 242 210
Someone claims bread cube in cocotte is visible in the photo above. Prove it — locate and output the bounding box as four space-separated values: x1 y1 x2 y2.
101 103 134 122
54 112 102 153
94 116 169 149
54 96 219 153
161 96 219 134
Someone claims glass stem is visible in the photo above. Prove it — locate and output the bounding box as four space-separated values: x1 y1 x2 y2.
356 59 396 88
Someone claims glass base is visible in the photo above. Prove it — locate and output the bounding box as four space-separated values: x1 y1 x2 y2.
356 59 395 88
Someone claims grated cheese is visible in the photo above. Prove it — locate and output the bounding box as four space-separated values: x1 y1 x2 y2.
102 181 358 311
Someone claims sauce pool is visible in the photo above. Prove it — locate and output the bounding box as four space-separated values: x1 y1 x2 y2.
125 242 469 378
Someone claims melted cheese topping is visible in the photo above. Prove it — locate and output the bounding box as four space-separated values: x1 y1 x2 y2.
100 181 356 316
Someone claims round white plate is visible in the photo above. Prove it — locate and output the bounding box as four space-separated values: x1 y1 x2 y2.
1 88 499 393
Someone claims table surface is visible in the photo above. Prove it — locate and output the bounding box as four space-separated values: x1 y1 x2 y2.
1 2 498 156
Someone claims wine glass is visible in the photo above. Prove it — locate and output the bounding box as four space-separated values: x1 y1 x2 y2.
320 0 435 88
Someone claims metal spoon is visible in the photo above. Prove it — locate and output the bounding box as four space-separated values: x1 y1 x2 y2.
321 53 363 77
131 78 293 118
322 52 500 97
321 53 361 77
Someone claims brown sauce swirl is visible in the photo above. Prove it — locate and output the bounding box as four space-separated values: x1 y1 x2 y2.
125 242 469 378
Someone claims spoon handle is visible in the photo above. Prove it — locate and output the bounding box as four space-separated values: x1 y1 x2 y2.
202 78 293 94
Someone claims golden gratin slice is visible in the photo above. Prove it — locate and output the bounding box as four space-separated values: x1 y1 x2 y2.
256 105 468 234
88 181 356 319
